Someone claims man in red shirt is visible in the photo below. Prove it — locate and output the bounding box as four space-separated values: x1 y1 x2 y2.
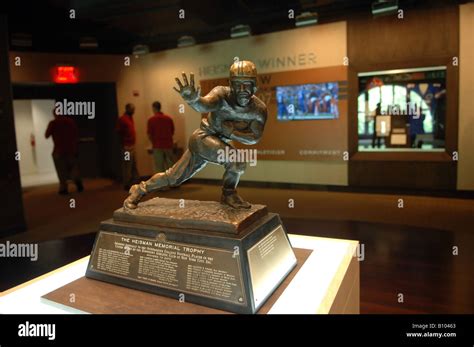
116 103 139 189
147 101 176 172
45 109 83 195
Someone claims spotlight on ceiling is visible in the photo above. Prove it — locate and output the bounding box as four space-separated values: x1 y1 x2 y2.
177 35 196 48
132 44 149 56
371 0 399 16
11 33 32 48
295 12 318 27
230 24 252 38
79 37 98 49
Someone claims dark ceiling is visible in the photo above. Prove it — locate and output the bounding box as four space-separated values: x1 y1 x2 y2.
0 0 470 54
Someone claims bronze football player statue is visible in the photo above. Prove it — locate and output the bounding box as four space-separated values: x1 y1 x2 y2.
124 60 267 210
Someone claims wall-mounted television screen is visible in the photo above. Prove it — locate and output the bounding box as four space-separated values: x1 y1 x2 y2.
276 82 339 120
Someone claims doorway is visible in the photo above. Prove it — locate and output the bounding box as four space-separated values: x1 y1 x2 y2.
12 83 121 188
13 99 58 187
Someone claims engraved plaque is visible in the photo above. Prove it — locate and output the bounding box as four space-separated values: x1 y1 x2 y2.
89 231 246 306
86 206 297 313
247 225 297 310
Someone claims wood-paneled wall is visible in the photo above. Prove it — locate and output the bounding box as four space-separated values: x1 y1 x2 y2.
347 6 459 189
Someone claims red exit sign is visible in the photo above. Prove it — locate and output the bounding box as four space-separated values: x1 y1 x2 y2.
54 66 79 83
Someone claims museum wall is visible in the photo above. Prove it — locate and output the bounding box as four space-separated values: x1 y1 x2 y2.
347 5 460 190
457 3 474 191
138 22 349 185
6 5 473 189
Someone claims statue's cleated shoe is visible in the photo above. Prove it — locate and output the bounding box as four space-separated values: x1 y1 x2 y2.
221 189 251 209
123 182 146 209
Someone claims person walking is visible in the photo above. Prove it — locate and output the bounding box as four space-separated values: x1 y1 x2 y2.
45 109 83 195
116 103 139 190
147 101 176 173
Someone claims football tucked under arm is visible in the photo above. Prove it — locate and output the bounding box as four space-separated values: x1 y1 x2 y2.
227 118 265 145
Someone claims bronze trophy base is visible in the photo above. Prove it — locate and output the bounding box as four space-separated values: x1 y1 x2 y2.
86 198 297 314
